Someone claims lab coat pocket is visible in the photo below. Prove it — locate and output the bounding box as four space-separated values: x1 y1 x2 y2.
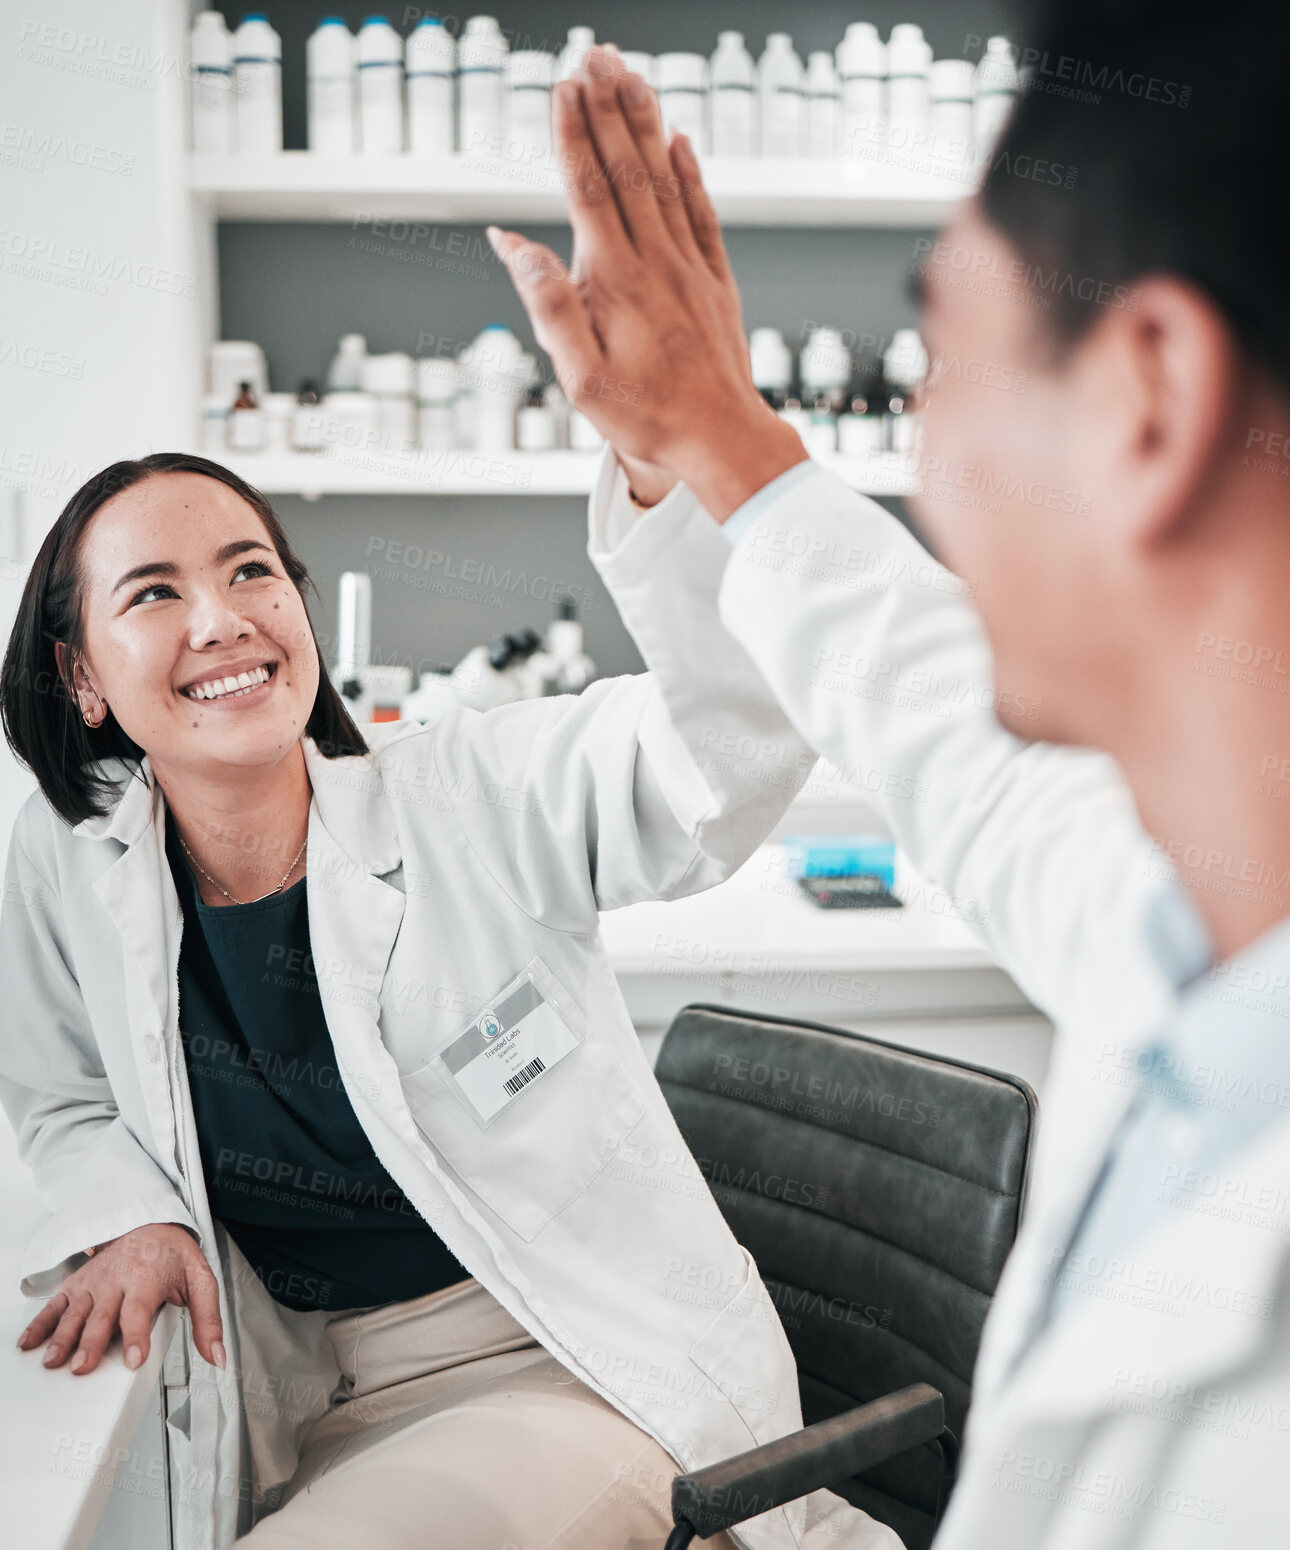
687 1244 787 1448
398 956 647 1242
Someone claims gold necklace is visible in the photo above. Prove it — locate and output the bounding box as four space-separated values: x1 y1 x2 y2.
178 829 307 906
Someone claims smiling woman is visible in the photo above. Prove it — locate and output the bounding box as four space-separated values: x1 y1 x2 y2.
0 452 368 837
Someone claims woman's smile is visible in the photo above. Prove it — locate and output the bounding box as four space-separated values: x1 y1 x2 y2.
180 660 280 706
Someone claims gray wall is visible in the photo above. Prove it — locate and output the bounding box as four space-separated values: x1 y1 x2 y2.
217 0 1017 682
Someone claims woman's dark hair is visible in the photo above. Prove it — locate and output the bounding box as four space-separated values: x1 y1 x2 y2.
983 0 1290 396
1 452 370 829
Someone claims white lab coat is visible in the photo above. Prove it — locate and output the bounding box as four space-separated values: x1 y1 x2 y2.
680 458 1290 1547
0 451 900 1550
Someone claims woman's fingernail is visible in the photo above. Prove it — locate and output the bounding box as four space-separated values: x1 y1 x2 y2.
71 1351 88 1372
212 1341 227 1370
44 1346 60 1365
125 1345 143 1370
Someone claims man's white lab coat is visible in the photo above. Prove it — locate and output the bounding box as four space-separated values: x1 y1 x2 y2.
677 456 1290 1548
0 452 901 1550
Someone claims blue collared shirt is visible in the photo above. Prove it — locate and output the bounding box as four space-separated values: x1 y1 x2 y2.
1043 882 1290 1321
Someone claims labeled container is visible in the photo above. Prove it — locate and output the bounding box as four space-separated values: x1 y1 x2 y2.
262 391 296 454
417 355 459 448
407 16 455 154
710 31 755 157
758 34 804 157
306 17 356 154
465 324 524 451
459 15 507 155
806 51 840 157
886 24 931 151
326 332 367 391
357 15 404 154
930 59 975 170
233 13 282 153
191 11 234 154
506 50 556 159
360 351 416 450
208 339 268 402
837 22 885 157
559 25 594 81
658 53 710 153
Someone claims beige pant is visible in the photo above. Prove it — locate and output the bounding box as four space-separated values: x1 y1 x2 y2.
236 1276 740 1550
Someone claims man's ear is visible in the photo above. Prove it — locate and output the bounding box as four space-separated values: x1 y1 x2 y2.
1099 275 1241 552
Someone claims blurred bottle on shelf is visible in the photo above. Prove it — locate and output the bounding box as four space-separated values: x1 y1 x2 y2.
758 33 805 156
837 22 885 158
407 16 455 153
506 51 557 160
459 15 507 155
805 51 841 158
882 328 928 455
229 380 265 451
357 16 404 154
191 11 234 154
306 17 356 155
711 32 756 157
233 13 282 153
658 53 711 153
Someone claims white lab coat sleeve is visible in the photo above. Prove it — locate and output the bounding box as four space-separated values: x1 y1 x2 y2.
0 811 201 1298
418 452 817 930
655 461 1171 1033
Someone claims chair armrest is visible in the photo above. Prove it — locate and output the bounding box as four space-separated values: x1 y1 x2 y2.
671 1383 945 1538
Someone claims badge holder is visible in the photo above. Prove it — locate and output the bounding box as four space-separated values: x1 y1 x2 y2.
433 957 585 1130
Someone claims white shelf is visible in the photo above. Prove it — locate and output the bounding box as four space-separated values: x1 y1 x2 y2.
219 448 919 499
189 151 970 228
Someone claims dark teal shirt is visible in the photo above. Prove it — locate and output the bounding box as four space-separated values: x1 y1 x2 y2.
165 806 469 1312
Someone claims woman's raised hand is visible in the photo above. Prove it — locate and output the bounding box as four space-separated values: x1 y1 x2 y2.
16 1221 225 1376
487 44 807 522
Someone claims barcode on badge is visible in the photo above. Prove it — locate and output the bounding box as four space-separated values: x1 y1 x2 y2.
504 1056 546 1097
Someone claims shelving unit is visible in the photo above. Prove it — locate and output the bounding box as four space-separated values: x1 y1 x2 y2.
220 447 921 499
190 150 971 228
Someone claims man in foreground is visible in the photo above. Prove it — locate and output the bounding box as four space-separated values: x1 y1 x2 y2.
490 2 1290 1543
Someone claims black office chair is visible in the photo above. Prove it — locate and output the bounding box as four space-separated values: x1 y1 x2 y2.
654 1005 1037 1550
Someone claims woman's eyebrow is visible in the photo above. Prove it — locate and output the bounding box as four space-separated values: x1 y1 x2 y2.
111 539 274 597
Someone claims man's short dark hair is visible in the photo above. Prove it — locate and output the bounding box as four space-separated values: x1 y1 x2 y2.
983 0 1288 394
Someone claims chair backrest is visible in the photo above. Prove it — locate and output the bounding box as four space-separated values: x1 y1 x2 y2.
656 1005 1037 1550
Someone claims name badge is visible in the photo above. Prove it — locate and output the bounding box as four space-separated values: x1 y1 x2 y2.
436 961 582 1128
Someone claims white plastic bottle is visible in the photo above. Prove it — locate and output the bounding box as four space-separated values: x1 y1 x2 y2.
657 54 710 153
468 324 524 451
228 380 265 451
516 382 556 450
233 13 282 154
836 22 885 158
801 325 852 455
459 15 507 156
806 51 840 157
758 34 804 157
750 326 792 409
190 11 234 154
417 356 458 448
306 18 356 155
327 333 368 391
930 60 975 173
406 16 455 154
361 352 416 451
886 24 931 155
559 26 594 82
710 32 755 157
883 328 928 455
357 16 404 155
974 36 1019 164
506 51 556 160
